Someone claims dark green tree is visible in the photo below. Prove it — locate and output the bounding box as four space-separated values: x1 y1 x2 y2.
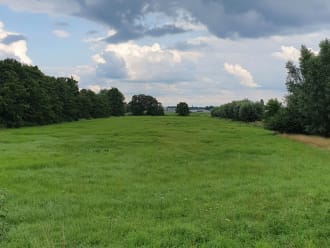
78 89 97 119
0 59 129 128
267 39 330 136
107 88 125 116
264 99 282 120
129 94 164 116
176 102 190 116
56 77 80 122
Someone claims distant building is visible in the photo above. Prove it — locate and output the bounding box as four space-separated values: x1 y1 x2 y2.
189 107 211 113
165 106 212 113
166 106 177 112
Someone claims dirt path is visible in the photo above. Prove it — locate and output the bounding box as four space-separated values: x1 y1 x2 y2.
281 134 330 150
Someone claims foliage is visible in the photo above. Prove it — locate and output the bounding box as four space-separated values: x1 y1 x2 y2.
211 99 263 122
264 108 304 133
0 59 127 128
239 101 263 122
264 98 282 120
128 94 164 116
106 88 125 116
268 39 330 136
0 117 329 247
176 102 190 116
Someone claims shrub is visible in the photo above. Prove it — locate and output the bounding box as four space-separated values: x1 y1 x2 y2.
264 108 304 133
239 101 258 122
212 99 264 122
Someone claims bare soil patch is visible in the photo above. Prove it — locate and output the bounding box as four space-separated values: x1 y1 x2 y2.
281 134 330 150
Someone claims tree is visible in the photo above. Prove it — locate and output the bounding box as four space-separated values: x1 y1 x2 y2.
56 77 80 122
264 98 282 120
129 94 164 116
78 89 97 119
0 59 129 128
176 102 190 116
267 39 330 136
106 88 125 116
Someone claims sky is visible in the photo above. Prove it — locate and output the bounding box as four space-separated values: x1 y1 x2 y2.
0 1 330 106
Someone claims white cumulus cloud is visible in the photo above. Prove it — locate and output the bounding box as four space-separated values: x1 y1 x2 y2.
104 42 200 82
92 53 106 64
88 84 101 93
224 63 259 88
0 21 32 64
272 46 300 62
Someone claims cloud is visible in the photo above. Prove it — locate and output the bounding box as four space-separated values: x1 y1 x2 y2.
53 30 70 38
272 46 301 62
224 63 259 88
92 54 106 64
1 34 26 44
102 42 200 82
88 84 101 93
41 64 96 86
0 21 32 64
0 0 80 14
95 52 128 79
3 1 330 40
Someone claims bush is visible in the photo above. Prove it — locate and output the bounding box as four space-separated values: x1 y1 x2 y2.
239 102 258 122
264 108 304 133
211 107 222 117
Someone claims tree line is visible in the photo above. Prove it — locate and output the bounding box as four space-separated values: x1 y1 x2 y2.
212 39 330 137
0 59 164 128
211 99 264 122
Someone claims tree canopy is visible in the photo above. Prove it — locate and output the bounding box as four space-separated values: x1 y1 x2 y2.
128 94 164 116
267 39 330 136
176 102 190 116
0 59 126 128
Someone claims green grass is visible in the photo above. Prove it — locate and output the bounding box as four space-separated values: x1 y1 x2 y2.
0 115 329 247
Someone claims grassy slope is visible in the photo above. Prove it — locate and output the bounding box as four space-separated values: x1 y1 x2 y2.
0 115 329 247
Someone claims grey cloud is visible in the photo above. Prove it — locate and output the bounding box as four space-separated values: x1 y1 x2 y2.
104 24 187 43
3 0 330 40
72 0 330 41
74 0 188 43
96 52 127 79
180 0 330 38
146 25 187 37
1 34 26 44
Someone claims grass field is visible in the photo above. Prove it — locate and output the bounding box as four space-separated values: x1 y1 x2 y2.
0 115 329 247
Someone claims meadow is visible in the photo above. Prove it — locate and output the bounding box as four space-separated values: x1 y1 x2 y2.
0 115 329 247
